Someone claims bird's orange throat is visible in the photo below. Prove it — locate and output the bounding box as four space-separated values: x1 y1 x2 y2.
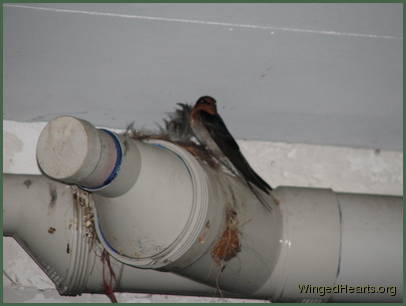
192 103 217 116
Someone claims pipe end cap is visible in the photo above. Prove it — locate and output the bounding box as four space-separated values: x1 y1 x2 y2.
36 116 101 183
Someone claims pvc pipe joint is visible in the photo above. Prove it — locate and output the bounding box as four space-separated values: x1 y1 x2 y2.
36 116 282 295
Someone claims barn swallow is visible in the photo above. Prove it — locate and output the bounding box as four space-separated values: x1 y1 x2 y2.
190 96 272 195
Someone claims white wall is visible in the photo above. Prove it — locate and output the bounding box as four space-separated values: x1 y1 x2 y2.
4 3 403 150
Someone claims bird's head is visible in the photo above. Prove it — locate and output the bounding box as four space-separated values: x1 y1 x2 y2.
193 96 217 115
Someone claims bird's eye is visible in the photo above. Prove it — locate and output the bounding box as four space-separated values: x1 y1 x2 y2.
205 98 216 105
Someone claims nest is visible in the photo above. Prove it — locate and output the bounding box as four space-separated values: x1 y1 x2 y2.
123 119 219 168
211 208 241 265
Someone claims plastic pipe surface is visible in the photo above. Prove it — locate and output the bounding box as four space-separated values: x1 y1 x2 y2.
4 174 402 301
18 115 402 302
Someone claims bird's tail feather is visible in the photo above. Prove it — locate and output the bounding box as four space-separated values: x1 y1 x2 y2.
236 155 272 194
220 157 273 212
243 177 273 212
248 168 272 194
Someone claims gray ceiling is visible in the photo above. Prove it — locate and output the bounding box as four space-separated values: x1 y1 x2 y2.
4 3 403 150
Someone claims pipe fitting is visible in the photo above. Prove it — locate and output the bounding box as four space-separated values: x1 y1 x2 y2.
35 116 282 295
36 116 137 197
5 115 400 302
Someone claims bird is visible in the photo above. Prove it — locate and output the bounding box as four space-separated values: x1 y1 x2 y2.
190 96 272 197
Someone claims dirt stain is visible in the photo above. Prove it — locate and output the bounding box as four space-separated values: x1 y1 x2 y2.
23 179 32 189
49 184 57 208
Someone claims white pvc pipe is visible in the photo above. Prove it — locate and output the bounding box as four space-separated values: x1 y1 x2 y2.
4 174 402 301
255 188 402 302
5 116 402 302
332 192 402 302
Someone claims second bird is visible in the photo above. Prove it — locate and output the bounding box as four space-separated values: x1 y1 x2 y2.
190 96 272 194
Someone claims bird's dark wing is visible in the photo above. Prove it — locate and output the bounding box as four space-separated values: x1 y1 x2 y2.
200 111 272 193
200 111 240 152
